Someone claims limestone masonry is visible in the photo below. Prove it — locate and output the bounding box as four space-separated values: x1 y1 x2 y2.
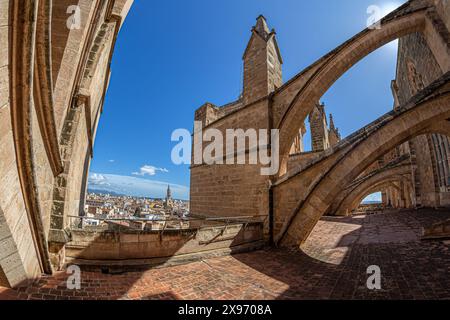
0 0 449 291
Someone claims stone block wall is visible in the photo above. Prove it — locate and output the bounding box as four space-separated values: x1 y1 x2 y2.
0 0 42 287
65 222 264 261
52 0 98 136
396 29 450 207
243 33 270 105
190 99 271 219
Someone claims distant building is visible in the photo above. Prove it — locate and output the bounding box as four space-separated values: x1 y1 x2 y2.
164 185 174 210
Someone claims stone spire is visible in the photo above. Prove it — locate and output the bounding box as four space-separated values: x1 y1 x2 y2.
329 113 336 131
166 185 172 200
328 113 341 146
164 185 173 210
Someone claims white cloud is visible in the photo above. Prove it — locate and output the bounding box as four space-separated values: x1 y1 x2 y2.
89 173 111 186
108 159 115 163
132 165 169 176
88 172 188 199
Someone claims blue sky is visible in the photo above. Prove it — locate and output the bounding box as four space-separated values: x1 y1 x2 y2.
88 0 405 200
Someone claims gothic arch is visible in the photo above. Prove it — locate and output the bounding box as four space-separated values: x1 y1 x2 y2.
276 77 450 246
52 0 111 135
47 0 127 269
9 0 53 274
276 3 449 175
343 177 413 215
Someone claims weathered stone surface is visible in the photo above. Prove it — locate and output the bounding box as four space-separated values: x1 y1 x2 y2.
1 210 449 300
0 0 134 287
65 222 263 261
0 0 449 294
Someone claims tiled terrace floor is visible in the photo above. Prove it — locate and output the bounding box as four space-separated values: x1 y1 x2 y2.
1 209 449 300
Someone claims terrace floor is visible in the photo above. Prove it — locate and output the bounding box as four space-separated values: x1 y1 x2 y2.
1 209 449 300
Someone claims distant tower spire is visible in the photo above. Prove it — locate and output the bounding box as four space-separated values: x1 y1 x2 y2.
166 185 172 200
254 15 270 37
164 185 173 210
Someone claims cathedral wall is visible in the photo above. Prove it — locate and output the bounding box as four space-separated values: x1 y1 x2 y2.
396 31 449 207
309 106 329 152
396 33 442 105
31 104 56 238
0 0 42 287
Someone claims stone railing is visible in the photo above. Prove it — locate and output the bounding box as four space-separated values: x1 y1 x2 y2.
64 215 266 267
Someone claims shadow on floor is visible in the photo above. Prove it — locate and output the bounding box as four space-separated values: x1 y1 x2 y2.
0 210 449 300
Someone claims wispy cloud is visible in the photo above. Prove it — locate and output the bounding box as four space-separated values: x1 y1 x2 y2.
132 165 169 176
88 172 188 199
108 159 115 163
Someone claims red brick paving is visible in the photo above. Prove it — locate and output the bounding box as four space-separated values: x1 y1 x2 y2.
1 209 449 300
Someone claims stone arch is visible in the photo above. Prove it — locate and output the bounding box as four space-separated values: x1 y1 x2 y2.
9 0 54 275
51 0 81 83
276 3 449 175
80 22 115 92
52 0 111 136
343 176 413 215
47 1 127 270
35 0 64 177
333 164 413 215
277 78 450 246
0 0 133 284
